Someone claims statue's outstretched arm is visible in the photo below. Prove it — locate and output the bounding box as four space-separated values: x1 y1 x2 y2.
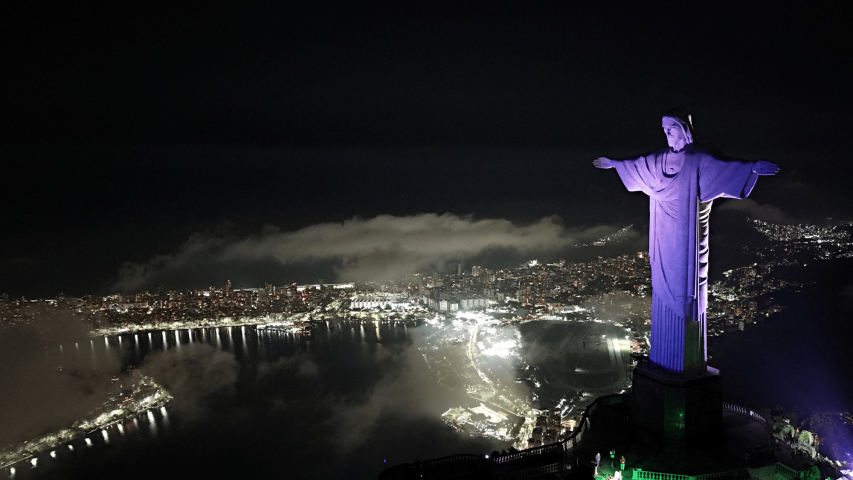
593 157 616 169
752 160 779 176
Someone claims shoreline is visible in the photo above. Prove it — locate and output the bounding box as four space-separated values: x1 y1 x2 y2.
0 376 172 472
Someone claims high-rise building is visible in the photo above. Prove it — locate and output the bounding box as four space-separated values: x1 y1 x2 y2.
225 280 232 298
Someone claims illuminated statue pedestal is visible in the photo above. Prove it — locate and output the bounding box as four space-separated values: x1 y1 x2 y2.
631 362 724 452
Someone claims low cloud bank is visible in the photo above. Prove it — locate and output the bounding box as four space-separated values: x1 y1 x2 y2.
0 306 123 448
140 344 239 420
716 199 797 224
249 331 508 476
115 213 621 292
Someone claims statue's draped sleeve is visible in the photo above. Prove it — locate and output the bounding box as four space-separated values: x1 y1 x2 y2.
613 155 658 196
612 154 665 269
698 155 758 202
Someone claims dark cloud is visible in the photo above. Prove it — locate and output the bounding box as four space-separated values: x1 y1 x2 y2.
715 199 797 225
247 328 509 476
840 283 853 314
321 343 458 453
140 344 239 420
0 305 122 448
257 353 320 380
594 291 649 322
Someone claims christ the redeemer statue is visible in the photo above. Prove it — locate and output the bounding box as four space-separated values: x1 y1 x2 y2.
594 108 778 376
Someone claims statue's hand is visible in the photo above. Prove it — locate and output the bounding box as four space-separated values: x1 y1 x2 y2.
593 157 614 169
753 160 779 176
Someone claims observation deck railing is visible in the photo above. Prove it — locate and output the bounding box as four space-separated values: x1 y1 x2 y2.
634 469 738 480
415 453 481 469
722 402 776 452
635 463 799 480
773 462 801 480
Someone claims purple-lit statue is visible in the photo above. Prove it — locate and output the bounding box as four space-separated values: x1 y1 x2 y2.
594 108 778 375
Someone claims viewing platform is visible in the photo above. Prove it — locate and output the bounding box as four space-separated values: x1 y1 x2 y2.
379 395 794 480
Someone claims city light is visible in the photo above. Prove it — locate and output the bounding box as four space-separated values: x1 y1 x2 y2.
2 217 851 474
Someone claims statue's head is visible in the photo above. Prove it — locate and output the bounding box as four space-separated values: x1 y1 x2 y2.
661 107 694 151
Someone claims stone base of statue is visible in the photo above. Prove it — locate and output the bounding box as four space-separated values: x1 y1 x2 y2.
631 362 724 452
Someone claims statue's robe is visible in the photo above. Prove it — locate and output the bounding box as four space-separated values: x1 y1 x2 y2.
614 144 758 374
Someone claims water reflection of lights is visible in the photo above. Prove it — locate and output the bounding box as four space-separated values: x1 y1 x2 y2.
85 438 92 447
50 451 56 458
147 411 158 435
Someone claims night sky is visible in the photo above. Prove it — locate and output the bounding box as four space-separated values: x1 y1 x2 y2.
2 4 851 297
